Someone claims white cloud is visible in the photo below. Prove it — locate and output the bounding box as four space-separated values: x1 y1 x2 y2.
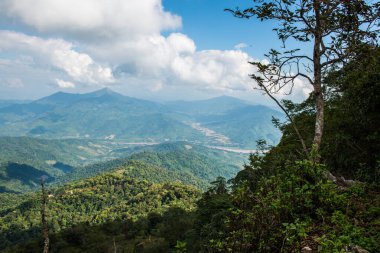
170 49 253 91
263 75 312 103
0 0 311 102
87 32 255 92
167 33 196 55
0 0 257 94
1 0 181 41
234 43 248 50
294 77 313 99
55 79 75 88
0 30 114 85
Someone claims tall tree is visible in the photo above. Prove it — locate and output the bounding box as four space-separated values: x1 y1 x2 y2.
40 177 49 253
228 0 379 156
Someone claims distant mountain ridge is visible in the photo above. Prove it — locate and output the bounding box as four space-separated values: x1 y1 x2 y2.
0 100 30 109
0 88 283 148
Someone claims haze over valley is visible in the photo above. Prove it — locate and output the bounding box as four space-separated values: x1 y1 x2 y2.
0 88 283 149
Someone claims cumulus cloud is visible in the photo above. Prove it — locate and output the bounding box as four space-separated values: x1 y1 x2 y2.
88 32 254 92
170 49 253 91
261 75 312 103
55 79 75 88
0 0 311 101
0 0 181 41
167 33 196 55
0 30 114 85
0 0 259 94
293 77 313 98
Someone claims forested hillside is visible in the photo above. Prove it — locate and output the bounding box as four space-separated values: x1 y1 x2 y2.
0 136 124 193
0 172 201 252
62 142 244 190
0 139 245 193
0 137 106 193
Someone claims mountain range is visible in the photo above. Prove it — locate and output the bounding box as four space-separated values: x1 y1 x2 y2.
0 88 283 148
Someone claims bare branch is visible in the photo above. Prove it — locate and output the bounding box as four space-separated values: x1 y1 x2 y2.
256 81 310 159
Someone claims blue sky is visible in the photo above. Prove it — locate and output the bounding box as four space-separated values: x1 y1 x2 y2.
164 0 279 55
0 0 311 103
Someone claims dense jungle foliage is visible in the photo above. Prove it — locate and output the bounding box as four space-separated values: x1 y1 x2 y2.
191 46 380 253
0 171 200 252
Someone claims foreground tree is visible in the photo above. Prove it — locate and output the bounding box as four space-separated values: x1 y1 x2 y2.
40 177 49 253
228 0 379 157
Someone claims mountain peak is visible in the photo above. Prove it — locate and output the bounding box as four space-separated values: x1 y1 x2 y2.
33 91 79 105
32 88 124 106
88 87 120 97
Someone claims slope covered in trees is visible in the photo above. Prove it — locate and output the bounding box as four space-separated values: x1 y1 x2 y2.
58 142 245 191
0 140 245 193
185 46 380 252
267 46 380 182
0 171 201 252
0 136 123 193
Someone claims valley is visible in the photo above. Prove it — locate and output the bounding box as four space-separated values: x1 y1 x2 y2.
0 136 247 193
0 89 281 194
0 89 283 149
0 91 266 250
0 136 246 251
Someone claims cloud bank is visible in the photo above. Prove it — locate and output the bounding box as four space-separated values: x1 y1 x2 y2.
0 30 114 84
0 0 310 101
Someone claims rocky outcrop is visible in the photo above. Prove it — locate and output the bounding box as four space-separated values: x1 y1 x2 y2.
345 245 370 253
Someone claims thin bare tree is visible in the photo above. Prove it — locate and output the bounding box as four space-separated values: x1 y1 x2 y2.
227 0 379 159
40 176 49 253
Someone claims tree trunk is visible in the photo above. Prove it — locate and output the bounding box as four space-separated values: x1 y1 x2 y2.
313 82 324 152
312 0 324 157
41 178 49 253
